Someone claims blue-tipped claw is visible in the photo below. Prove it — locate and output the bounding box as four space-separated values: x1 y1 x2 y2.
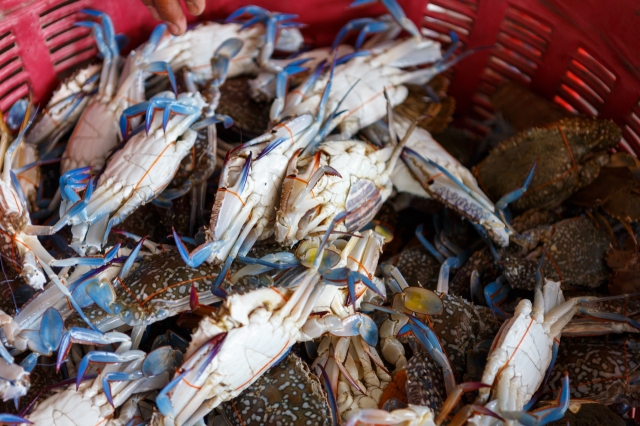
191 114 234 131
156 370 188 418
120 101 149 141
495 160 537 211
50 243 120 267
74 22 111 60
172 228 219 269
484 276 510 318
76 351 138 390
225 5 269 23
332 18 377 51
415 224 445 263
0 414 31 424
349 0 421 38
504 372 570 426
322 268 384 310
79 9 117 54
102 371 142 407
146 62 178 95
355 20 390 50
211 38 244 87
85 277 118 315
256 137 286 160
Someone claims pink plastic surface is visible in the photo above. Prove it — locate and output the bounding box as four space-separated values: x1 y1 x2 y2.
0 0 640 152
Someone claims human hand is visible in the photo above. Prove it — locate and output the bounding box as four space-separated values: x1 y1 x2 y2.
140 0 205 35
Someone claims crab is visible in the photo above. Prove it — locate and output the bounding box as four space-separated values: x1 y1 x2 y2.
473 117 621 213
570 152 640 226
543 337 640 407
220 352 331 426
500 215 612 290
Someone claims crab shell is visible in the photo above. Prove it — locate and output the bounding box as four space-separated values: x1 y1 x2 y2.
275 140 394 247
474 117 622 213
221 352 331 426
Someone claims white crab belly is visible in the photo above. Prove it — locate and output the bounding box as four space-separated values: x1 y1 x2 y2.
490 321 551 409
173 321 298 424
83 132 193 221
26 388 107 426
62 102 118 174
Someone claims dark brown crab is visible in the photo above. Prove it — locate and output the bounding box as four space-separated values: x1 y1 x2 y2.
220 352 331 426
400 293 502 412
544 338 640 407
571 152 640 226
501 215 612 290
473 117 621 213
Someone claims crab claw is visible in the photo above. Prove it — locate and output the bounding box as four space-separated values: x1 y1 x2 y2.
322 268 384 311
400 318 457 396
495 159 537 211
146 61 178 95
348 0 421 38
0 414 31 424
57 329 130 373
76 350 143 390
191 114 234 131
156 370 188 418
503 372 570 426
211 38 244 88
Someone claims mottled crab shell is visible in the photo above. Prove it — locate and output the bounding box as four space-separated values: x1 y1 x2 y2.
406 350 446 411
380 245 440 291
545 338 640 406
474 117 621 212
70 242 286 328
221 352 331 426
427 294 503 379
502 216 612 290
546 402 624 426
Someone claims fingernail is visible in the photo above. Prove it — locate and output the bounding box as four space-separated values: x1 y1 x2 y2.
186 2 202 15
147 5 161 20
167 22 181 35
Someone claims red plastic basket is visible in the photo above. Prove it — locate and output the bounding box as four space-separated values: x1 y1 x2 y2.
0 0 639 153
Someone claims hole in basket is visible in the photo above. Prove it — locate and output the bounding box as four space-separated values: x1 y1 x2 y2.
426 3 474 27
623 126 640 152
0 81 28 112
0 67 23 87
423 15 470 37
53 44 94 67
563 71 604 105
0 32 10 43
48 31 90 54
487 55 531 85
568 60 612 97
556 47 617 116
505 6 552 37
557 84 598 116
423 0 475 47
553 95 578 114
0 56 18 74
575 47 616 87
40 0 81 19
619 136 634 155
0 42 16 59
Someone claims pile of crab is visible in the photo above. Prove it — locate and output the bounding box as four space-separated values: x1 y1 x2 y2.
0 2 637 426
